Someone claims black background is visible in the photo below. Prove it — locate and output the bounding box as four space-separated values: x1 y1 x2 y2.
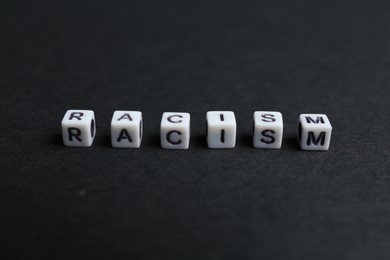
1 0 390 259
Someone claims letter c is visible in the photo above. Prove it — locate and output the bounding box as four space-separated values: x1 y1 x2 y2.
167 115 183 123
166 130 182 145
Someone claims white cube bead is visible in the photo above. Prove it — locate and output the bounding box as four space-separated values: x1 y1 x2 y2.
111 111 143 148
61 110 96 147
160 112 190 149
206 111 236 149
298 114 332 151
253 111 283 149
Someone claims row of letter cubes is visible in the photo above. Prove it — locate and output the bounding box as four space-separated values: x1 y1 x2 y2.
62 110 332 151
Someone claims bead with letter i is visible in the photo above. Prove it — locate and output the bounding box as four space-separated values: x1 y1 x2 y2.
206 111 237 149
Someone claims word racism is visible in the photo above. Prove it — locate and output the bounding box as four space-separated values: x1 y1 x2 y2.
61 110 333 151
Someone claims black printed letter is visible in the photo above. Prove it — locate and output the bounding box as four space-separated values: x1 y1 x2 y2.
307 132 326 146
68 128 82 142
220 129 225 143
261 130 275 144
118 113 133 121
69 112 84 120
261 114 276 122
168 115 183 123
167 131 182 145
306 116 324 124
117 129 132 142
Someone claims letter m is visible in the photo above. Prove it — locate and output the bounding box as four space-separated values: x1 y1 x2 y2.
306 116 325 124
307 132 326 146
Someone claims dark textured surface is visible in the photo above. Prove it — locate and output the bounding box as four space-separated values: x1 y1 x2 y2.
1 0 390 259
